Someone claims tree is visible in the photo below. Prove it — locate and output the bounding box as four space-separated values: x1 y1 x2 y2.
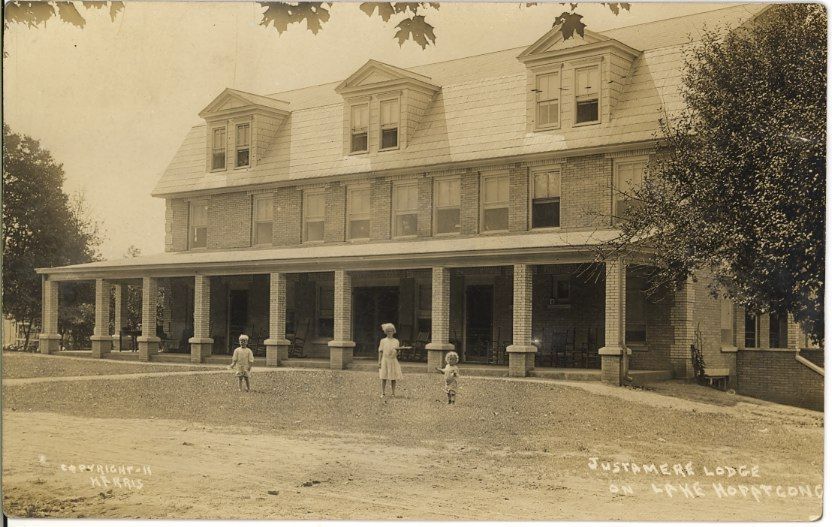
2 125 103 350
4 1 628 49
608 4 825 343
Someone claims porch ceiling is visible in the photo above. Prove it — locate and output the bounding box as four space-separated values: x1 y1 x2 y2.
37 230 644 280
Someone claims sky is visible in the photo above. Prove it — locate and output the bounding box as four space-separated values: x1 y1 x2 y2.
3 1 740 260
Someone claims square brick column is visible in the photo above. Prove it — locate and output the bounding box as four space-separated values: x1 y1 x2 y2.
670 277 695 378
786 312 805 349
91 278 112 358
735 306 746 349
189 274 213 363
112 284 125 351
599 258 630 384
758 313 771 349
265 272 290 367
507 264 537 377
137 277 160 361
38 277 61 354
328 270 355 369
426 267 455 371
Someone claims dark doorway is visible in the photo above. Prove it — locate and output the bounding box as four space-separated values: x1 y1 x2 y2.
227 289 248 355
465 285 493 363
353 286 399 358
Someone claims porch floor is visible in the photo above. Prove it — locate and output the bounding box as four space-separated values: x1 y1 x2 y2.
53 351 671 383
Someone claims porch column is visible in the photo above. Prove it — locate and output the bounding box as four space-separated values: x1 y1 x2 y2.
328 270 355 369
265 272 290 367
758 313 771 349
786 313 805 349
38 277 61 354
189 274 213 363
506 264 536 377
670 276 695 378
599 258 630 385
91 278 112 358
137 276 160 361
426 267 454 371
112 284 125 351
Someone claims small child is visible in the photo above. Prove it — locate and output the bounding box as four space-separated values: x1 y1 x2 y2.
378 323 403 398
436 351 460 404
230 334 254 392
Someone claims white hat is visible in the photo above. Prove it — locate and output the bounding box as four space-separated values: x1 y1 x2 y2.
239 334 249 341
381 323 396 333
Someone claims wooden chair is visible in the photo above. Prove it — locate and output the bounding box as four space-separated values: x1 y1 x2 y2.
413 331 430 362
690 343 730 390
552 331 569 367
287 320 310 358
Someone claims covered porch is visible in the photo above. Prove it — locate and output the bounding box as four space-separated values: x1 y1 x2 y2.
36 231 670 384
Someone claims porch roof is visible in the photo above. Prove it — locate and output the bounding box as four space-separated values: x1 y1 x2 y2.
37 230 629 280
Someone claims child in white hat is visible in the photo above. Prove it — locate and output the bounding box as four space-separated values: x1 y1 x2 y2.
378 323 403 397
436 351 460 404
230 334 254 392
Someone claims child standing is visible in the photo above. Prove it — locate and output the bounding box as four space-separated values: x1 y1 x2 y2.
436 351 460 404
230 334 254 392
378 323 403 398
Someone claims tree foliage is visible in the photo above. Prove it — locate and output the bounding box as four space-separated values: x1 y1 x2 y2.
5 1 628 49
609 4 825 342
2 125 102 348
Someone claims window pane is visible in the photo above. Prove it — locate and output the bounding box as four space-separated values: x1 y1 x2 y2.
436 179 460 207
236 124 250 146
381 128 398 149
306 193 325 218
192 226 207 248
576 100 599 123
576 66 599 96
349 219 370 239
212 152 225 170
306 221 324 242
532 198 560 228
381 100 399 126
351 105 368 130
236 148 249 167
395 213 417 237
213 128 225 149
534 173 548 198
483 207 508 231
255 222 273 245
394 185 417 211
350 188 370 215
436 208 460 234
351 132 368 152
191 202 207 225
547 171 561 197
255 198 272 221
744 313 758 348
538 72 558 100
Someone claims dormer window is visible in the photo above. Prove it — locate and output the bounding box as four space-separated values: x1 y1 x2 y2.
350 104 369 153
575 65 600 124
211 126 226 170
536 71 560 129
235 123 250 168
380 98 400 150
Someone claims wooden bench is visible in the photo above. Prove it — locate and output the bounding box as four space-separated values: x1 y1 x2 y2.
690 343 730 390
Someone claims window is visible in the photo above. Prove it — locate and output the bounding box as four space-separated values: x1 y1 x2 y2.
393 182 418 237
626 280 647 343
350 103 369 153
720 299 735 346
380 98 399 150
211 127 226 170
317 285 334 337
614 160 647 220
551 277 570 303
481 175 509 232
347 186 371 240
188 200 208 249
744 312 759 348
531 169 561 229
252 195 273 246
535 71 560 128
235 123 250 168
434 178 461 234
769 311 786 348
303 190 326 242
575 65 600 124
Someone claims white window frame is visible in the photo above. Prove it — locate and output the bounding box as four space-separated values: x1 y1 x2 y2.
480 173 510 233
612 157 648 219
392 181 418 238
251 194 274 247
235 122 251 168
433 176 461 236
529 167 562 230
349 102 369 154
302 189 326 243
535 70 561 130
379 97 400 151
188 199 209 250
346 184 372 241
210 125 226 171
720 298 735 347
574 64 601 125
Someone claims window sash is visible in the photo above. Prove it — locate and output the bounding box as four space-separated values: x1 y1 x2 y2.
536 72 560 127
380 99 399 128
482 176 509 206
235 123 250 167
616 161 646 195
189 201 208 249
435 179 460 208
348 188 371 218
351 104 369 132
533 170 561 199
254 196 273 222
303 191 325 242
575 66 600 99
393 184 418 213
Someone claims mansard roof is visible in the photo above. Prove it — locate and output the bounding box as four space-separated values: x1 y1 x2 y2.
153 4 768 198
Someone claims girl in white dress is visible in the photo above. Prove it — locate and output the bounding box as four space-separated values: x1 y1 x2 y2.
378 323 403 398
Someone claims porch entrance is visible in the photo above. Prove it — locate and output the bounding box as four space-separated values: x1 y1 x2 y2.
464 284 493 364
353 286 399 358
226 289 248 355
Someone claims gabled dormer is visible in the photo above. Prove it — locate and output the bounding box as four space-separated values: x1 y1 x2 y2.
517 28 640 131
335 60 440 155
198 88 290 172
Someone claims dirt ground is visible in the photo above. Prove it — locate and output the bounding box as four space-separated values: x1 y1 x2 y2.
2 352 218 378
1 355 823 520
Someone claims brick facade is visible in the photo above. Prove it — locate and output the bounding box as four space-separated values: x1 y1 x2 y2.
207 191 252 249
370 179 392 240
737 349 823 411
324 183 346 243
274 187 302 246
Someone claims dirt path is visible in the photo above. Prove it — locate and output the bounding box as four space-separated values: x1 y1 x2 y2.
3 370 227 386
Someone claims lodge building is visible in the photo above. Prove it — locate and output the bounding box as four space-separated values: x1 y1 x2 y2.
37 4 814 388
